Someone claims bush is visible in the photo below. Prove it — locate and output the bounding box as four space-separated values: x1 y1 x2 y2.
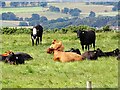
1 27 31 34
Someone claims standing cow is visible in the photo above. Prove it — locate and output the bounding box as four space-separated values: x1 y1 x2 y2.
77 30 96 51
31 25 43 46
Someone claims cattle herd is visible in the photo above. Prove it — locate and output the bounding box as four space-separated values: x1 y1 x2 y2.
0 24 120 65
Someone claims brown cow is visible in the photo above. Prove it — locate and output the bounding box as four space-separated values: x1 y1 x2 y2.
47 40 84 62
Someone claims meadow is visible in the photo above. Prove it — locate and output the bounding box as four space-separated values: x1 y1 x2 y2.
1 31 119 88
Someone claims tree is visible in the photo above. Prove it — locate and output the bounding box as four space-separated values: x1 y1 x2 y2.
40 16 48 22
0 2 6 7
89 11 96 17
62 7 69 14
2 12 18 20
20 2 29 7
69 8 81 16
31 14 40 20
49 6 60 12
10 2 20 7
39 2 47 7
112 1 120 11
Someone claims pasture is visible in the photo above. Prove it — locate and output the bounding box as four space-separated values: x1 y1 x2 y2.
1 31 119 88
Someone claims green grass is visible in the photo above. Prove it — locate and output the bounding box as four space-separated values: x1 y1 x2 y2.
1 32 119 88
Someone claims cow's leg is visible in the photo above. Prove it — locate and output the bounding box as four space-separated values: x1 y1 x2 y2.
38 37 39 45
36 37 39 45
85 45 87 50
93 42 95 50
88 45 90 51
32 39 34 46
40 36 42 44
82 45 84 51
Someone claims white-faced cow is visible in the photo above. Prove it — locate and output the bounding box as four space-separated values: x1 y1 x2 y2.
77 30 96 51
31 25 43 46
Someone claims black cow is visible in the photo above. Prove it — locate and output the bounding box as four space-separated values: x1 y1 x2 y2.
82 50 98 60
5 52 25 65
77 30 96 51
96 48 120 57
15 52 33 60
65 48 81 55
31 25 43 46
0 52 33 61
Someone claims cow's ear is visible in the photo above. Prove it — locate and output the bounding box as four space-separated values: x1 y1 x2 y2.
52 40 56 44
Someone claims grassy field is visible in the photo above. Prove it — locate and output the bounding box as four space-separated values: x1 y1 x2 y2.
1 31 119 88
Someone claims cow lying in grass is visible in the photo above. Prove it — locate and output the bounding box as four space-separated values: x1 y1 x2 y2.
82 50 98 60
0 50 33 65
47 40 84 62
81 48 120 60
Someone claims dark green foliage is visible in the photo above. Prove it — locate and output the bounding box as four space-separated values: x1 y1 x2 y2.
31 14 40 20
62 7 69 14
112 1 120 11
0 1 6 7
102 25 111 32
1 27 31 34
39 2 47 7
49 6 60 12
10 2 20 7
20 2 29 7
69 8 81 16
2 12 19 20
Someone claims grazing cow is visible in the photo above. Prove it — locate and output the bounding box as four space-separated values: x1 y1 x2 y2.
5 52 25 65
65 48 81 55
47 48 83 62
77 30 96 51
47 40 84 62
31 25 43 46
82 50 98 60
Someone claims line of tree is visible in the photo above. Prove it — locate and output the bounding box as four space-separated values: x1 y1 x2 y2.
18 14 118 30
0 1 47 8
49 6 82 17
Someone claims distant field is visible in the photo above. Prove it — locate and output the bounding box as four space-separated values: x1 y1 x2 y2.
1 2 118 27
1 2 117 19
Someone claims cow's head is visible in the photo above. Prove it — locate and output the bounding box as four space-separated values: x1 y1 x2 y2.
113 48 120 56
47 40 64 54
77 30 86 39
